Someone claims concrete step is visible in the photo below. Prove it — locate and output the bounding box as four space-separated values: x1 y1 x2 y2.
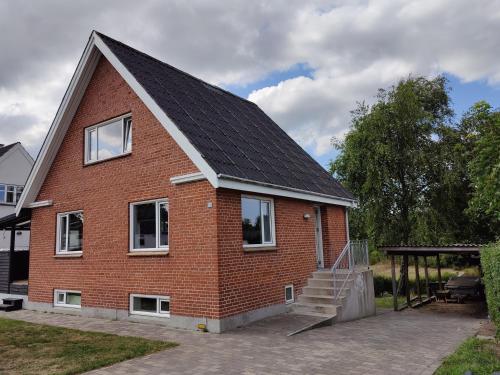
307 278 334 288
302 286 349 297
298 294 345 305
312 271 333 279
292 302 340 315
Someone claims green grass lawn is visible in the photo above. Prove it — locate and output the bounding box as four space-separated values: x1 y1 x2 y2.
375 295 408 309
0 317 177 375
435 337 500 375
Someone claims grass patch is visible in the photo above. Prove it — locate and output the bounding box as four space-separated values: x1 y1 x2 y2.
0 317 177 375
435 337 500 375
375 295 406 309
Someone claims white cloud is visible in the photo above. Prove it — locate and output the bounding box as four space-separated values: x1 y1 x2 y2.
0 0 499 157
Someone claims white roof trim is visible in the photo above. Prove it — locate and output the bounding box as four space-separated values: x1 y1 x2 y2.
17 31 354 214
218 175 358 207
170 172 206 185
27 200 53 209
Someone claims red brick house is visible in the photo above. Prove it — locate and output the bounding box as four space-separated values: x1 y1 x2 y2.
12 32 370 332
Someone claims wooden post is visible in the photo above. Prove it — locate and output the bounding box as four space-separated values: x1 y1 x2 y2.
436 253 443 290
414 255 421 303
423 256 431 298
404 254 410 306
391 255 398 311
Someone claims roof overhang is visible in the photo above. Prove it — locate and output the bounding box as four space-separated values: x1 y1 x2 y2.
380 245 482 256
17 31 357 214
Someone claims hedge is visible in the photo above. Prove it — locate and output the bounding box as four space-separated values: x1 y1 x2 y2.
480 241 500 336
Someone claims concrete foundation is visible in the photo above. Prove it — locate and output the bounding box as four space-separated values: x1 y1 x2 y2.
16 299 287 333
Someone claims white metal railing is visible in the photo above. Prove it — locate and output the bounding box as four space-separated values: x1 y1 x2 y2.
331 240 369 301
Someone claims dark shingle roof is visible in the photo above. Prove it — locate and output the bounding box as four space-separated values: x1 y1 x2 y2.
0 143 19 159
97 33 354 201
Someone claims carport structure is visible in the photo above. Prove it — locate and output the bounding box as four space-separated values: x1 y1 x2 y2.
379 245 482 311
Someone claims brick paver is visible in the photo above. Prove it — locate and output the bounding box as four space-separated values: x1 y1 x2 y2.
0 308 481 374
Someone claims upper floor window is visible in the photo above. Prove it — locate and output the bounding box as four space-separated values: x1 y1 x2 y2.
241 195 275 248
56 211 83 254
0 184 23 205
130 199 169 252
85 114 132 164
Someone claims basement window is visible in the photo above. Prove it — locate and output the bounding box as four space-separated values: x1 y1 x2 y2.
285 285 294 304
54 290 81 308
56 211 83 254
85 114 132 164
130 294 170 317
130 199 168 252
241 195 275 247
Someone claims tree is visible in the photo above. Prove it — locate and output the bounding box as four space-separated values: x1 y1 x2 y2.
465 102 500 231
331 76 453 245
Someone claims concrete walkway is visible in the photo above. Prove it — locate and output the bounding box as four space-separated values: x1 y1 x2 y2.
0 308 482 375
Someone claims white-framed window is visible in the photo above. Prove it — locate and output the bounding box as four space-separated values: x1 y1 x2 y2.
54 290 81 308
56 211 84 254
0 184 23 205
285 284 294 304
241 195 276 247
84 114 132 164
130 294 170 317
130 199 168 252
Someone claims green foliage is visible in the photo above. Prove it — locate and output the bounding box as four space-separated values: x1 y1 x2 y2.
373 272 455 296
480 241 500 335
332 76 499 246
435 337 500 375
466 102 500 224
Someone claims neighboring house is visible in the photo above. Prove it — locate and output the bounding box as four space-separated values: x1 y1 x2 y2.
0 142 33 296
13 31 371 332
0 143 33 250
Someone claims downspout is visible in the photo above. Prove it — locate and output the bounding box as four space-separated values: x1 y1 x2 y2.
345 207 350 243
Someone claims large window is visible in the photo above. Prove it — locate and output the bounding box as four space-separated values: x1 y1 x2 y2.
130 199 168 252
54 290 81 308
56 211 83 254
130 294 170 317
85 114 132 164
0 184 23 205
241 196 275 247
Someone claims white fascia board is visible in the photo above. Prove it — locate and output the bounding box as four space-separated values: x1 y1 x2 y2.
16 34 102 215
218 176 358 207
27 200 53 209
93 34 219 189
170 172 206 185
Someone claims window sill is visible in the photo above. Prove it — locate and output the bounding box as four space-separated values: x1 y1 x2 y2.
243 246 277 252
128 251 169 257
54 252 83 258
83 152 132 167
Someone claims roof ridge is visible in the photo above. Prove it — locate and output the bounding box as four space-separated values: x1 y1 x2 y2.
95 31 257 106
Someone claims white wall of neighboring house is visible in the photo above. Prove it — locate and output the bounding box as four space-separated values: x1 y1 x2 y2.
0 143 34 251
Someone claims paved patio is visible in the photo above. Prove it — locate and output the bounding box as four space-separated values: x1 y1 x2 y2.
0 307 482 374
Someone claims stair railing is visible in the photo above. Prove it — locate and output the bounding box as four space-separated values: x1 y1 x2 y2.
331 240 369 302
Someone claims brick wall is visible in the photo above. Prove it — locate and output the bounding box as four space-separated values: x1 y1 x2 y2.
28 55 348 321
29 56 221 318
215 189 347 318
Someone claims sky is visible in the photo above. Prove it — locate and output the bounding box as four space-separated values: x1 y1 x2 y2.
1 0 499 170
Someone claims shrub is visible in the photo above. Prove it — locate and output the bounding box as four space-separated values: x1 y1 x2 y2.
480 241 500 336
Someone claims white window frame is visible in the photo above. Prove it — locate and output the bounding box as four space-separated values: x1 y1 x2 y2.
0 184 23 205
129 294 170 318
129 199 169 252
56 210 84 254
84 113 132 164
285 284 294 304
241 194 276 248
54 289 82 308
